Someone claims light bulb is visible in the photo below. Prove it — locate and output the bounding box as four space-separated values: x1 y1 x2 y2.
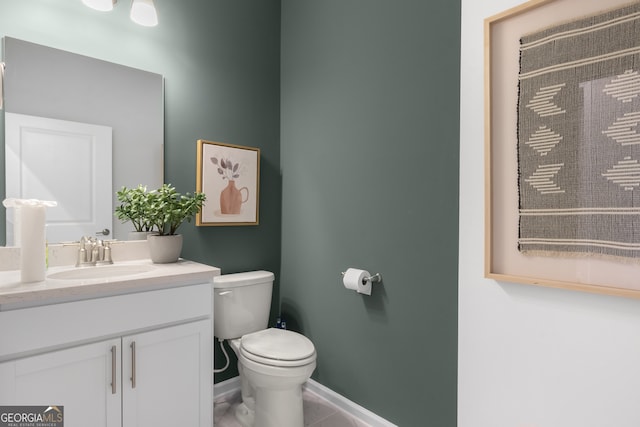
130 0 158 27
82 0 116 12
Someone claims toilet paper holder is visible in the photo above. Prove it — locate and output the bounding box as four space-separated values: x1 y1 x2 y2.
341 271 382 285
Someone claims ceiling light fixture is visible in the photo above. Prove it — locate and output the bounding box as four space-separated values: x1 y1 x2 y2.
82 0 116 12
81 0 158 27
130 0 159 27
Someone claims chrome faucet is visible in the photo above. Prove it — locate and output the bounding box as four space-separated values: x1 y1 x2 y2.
75 236 113 267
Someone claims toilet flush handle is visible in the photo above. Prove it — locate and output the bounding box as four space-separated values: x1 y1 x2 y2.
218 291 232 296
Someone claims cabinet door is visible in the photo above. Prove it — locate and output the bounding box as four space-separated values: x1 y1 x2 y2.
122 320 212 427
0 339 121 427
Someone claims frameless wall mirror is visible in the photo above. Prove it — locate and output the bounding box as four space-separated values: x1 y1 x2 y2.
2 37 164 244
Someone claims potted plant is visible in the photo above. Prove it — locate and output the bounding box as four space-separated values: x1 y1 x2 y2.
145 184 206 263
114 185 155 240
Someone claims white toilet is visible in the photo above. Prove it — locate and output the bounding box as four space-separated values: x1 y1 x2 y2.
213 270 316 427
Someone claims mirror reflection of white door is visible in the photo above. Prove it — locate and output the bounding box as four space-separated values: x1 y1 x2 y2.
5 113 112 244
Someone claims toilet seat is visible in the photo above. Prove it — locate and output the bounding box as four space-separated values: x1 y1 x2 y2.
240 328 316 368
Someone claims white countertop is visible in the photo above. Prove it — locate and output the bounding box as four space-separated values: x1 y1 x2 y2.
0 259 220 311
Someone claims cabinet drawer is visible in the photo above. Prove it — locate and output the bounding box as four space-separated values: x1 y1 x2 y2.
0 283 212 361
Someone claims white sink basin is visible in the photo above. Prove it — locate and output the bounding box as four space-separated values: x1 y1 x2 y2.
48 264 156 280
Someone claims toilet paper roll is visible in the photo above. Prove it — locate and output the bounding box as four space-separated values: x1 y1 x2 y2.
3 198 57 283
19 204 46 283
343 268 372 296
14 207 21 247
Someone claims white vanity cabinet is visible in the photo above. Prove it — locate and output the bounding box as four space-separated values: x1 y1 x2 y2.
121 320 211 427
0 338 122 427
0 263 217 427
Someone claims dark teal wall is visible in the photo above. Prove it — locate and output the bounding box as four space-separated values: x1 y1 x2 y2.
0 0 281 381
280 1 460 425
1 0 460 423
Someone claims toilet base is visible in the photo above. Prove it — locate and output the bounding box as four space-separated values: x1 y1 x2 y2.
233 381 306 427
253 386 304 427
239 358 314 427
227 333 316 427
235 402 255 427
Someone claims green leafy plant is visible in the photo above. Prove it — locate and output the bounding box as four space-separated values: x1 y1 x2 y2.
114 185 154 232
146 184 206 236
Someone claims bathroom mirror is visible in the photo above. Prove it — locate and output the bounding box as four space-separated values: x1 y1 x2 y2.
2 37 164 244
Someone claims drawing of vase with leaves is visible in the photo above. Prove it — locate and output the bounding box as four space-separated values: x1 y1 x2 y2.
210 156 249 214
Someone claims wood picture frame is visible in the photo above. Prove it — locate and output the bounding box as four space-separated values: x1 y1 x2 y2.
485 0 640 298
196 140 260 226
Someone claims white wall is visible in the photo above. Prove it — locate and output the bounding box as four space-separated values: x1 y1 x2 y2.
459 1 640 426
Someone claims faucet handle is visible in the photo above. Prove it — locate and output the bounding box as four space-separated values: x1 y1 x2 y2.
74 235 97 266
102 241 113 264
76 242 88 266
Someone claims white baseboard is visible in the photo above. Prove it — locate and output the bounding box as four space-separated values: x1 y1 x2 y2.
303 379 397 427
213 376 396 427
213 376 241 401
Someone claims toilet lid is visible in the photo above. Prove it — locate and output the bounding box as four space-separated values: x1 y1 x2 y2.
241 328 315 361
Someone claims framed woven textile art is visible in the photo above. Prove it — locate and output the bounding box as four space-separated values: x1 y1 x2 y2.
485 0 640 298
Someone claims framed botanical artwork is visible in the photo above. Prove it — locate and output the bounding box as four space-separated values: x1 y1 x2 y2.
196 140 260 226
485 0 640 298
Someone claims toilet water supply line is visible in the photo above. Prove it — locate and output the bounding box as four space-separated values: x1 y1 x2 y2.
214 338 230 374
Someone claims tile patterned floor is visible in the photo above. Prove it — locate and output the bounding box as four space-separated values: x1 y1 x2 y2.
214 388 370 427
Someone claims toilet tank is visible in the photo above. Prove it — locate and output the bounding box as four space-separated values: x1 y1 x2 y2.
213 270 274 340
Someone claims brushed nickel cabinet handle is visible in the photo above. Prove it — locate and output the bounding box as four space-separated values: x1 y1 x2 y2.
130 341 136 389
110 345 117 394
